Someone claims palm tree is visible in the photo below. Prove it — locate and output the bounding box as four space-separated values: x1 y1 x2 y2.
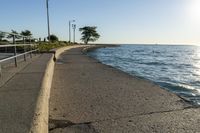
7 30 21 39
79 26 100 44
20 30 32 37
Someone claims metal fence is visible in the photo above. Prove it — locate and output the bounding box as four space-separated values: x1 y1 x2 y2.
0 31 39 76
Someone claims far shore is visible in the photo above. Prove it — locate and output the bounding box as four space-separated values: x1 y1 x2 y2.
82 43 120 53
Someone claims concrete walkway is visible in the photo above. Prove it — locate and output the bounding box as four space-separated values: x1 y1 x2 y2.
0 54 40 87
49 47 200 133
0 53 53 133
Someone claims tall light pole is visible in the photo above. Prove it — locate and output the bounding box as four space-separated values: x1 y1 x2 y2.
46 0 51 43
72 24 76 43
69 20 75 43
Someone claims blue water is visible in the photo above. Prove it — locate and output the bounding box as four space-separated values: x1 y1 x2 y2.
88 44 200 105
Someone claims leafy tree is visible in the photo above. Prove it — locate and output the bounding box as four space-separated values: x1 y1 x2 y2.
47 34 59 42
0 32 5 41
21 30 32 37
79 26 100 44
7 30 21 39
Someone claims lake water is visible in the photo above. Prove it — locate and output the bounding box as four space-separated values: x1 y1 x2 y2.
88 44 200 105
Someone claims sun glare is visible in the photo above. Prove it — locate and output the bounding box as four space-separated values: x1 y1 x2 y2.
187 0 200 23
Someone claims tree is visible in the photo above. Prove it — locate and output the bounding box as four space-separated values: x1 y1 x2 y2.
47 34 59 42
7 30 21 39
79 26 100 44
0 32 5 41
21 30 32 37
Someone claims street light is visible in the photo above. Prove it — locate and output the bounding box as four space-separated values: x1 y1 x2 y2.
72 24 76 43
69 20 75 43
46 0 51 43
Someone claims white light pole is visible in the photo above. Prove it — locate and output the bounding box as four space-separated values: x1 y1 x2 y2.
46 0 51 43
72 24 76 43
69 20 75 43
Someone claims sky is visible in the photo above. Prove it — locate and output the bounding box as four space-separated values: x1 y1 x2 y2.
0 0 200 45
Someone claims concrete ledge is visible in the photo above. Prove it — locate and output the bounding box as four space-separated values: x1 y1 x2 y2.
53 45 89 59
30 45 88 133
29 53 55 133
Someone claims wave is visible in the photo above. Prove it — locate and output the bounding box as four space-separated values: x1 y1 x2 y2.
138 61 167 66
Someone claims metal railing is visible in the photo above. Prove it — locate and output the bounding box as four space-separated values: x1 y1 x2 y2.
0 31 39 69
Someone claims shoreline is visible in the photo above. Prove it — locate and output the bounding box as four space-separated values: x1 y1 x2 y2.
82 44 120 53
84 45 197 106
49 46 200 132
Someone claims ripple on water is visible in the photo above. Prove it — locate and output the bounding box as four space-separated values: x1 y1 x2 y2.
88 45 200 105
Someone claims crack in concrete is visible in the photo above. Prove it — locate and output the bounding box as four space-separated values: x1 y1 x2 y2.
99 106 199 123
97 106 198 123
17 72 44 74
52 106 199 127
49 119 75 131
139 106 199 116
49 106 199 132
49 119 99 133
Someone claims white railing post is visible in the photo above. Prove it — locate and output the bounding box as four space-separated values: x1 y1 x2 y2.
13 35 17 67
29 37 32 58
23 37 26 61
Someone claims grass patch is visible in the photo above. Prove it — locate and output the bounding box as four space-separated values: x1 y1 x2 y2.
36 42 74 52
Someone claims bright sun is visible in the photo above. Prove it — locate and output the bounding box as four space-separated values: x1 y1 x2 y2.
187 0 200 22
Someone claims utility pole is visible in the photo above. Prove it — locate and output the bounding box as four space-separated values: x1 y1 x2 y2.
72 24 76 43
69 21 71 43
46 0 51 43
69 20 75 43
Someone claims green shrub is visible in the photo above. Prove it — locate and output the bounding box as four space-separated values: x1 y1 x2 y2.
36 42 74 52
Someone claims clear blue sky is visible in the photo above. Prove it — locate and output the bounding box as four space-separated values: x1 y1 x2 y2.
0 0 200 44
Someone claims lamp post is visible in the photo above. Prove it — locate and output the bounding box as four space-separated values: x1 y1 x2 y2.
69 20 75 43
46 0 51 43
72 24 76 43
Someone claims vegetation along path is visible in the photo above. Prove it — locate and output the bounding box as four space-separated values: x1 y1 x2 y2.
49 46 200 133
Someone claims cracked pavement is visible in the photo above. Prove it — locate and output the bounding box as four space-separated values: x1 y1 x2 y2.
49 47 200 133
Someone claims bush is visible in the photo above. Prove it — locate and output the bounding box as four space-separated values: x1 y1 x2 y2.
47 34 59 42
36 42 73 52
